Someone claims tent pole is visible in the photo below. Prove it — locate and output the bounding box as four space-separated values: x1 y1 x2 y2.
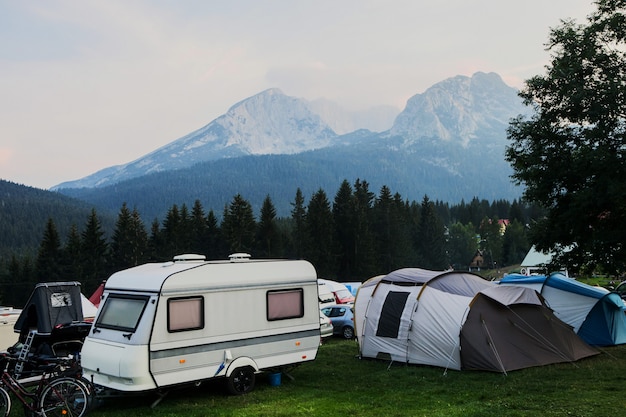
481 318 508 376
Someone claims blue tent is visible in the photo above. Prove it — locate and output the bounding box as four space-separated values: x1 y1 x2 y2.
500 273 626 346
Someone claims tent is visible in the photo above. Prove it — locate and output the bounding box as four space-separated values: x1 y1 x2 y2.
14 281 86 335
355 269 598 373
500 273 626 346
520 245 570 276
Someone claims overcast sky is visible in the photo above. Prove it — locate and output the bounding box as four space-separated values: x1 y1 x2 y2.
1 0 595 189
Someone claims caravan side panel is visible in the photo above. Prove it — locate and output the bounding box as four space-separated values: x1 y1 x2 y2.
149 278 320 387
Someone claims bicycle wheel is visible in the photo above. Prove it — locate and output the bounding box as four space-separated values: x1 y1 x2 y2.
38 377 89 417
0 386 11 417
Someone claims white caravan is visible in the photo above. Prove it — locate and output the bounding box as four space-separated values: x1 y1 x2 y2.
81 254 320 395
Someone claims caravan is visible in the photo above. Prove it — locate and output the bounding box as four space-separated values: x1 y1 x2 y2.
81 254 321 395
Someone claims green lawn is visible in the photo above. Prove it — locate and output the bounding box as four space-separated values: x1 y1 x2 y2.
78 338 626 417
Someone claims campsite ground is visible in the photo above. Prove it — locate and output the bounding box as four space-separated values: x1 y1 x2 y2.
75 338 626 417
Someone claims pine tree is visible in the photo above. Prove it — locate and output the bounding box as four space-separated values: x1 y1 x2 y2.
447 222 478 269
290 188 308 259
205 210 223 260
373 186 413 272
306 189 335 277
81 209 108 294
221 194 256 254
61 224 83 281
162 205 182 258
479 216 504 270
257 195 278 257
190 200 208 255
109 203 148 271
36 218 63 283
333 180 354 279
351 179 376 279
416 196 448 270
148 218 165 261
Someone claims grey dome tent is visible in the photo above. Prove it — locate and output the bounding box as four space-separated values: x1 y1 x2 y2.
354 269 598 373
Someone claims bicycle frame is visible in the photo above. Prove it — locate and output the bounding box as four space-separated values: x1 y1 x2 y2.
0 362 47 413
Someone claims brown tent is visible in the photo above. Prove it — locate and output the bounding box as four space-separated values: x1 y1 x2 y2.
460 285 600 372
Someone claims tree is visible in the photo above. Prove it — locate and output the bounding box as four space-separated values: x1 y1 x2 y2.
61 224 83 281
257 195 278 257
416 196 448 270
501 220 529 266
36 218 63 283
447 222 478 270
333 180 355 279
190 200 209 255
205 210 223 260
290 188 308 259
109 203 148 270
479 216 503 270
351 179 376 279
221 194 256 253
81 209 108 293
305 189 335 277
506 0 626 274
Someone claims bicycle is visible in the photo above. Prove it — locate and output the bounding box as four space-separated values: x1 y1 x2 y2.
0 354 91 417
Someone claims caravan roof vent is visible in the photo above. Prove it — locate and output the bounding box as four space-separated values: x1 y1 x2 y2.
229 253 251 262
173 254 206 262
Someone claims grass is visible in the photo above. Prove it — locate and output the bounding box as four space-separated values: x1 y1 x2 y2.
65 338 626 417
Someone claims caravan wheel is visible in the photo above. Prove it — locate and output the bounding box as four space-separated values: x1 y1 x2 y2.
227 366 256 395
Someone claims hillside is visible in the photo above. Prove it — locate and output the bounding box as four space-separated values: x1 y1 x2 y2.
0 180 116 261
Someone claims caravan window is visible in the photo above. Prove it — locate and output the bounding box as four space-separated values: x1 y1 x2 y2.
267 289 304 321
167 296 204 332
96 295 149 332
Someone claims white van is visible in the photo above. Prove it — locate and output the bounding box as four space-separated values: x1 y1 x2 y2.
81 254 320 395
318 279 355 304
317 281 336 308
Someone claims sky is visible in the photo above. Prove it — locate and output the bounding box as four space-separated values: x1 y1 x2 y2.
0 0 595 190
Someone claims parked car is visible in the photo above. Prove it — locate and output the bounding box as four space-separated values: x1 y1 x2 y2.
320 311 333 340
615 281 626 301
321 304 355 339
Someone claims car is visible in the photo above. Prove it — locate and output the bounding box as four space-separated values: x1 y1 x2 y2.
319 279 355 304
321 304 355 339
615 281 626 301
320 311 333 340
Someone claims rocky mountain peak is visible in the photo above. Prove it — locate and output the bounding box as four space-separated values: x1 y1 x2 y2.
389 72 526 146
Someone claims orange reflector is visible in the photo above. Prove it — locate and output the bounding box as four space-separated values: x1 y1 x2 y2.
295 341 301 346
179 359 186 364
62 410 67 415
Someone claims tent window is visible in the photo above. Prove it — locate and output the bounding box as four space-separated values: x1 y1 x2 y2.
376 291 410 338
50 292 72 307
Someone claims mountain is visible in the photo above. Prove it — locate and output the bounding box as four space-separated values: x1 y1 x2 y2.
53 88 338 189
391 72 525 145
54 72 528 219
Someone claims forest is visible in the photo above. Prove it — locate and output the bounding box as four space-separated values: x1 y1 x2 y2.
0 178 540 307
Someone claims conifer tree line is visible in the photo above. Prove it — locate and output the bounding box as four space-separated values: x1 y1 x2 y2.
0 179 539 307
